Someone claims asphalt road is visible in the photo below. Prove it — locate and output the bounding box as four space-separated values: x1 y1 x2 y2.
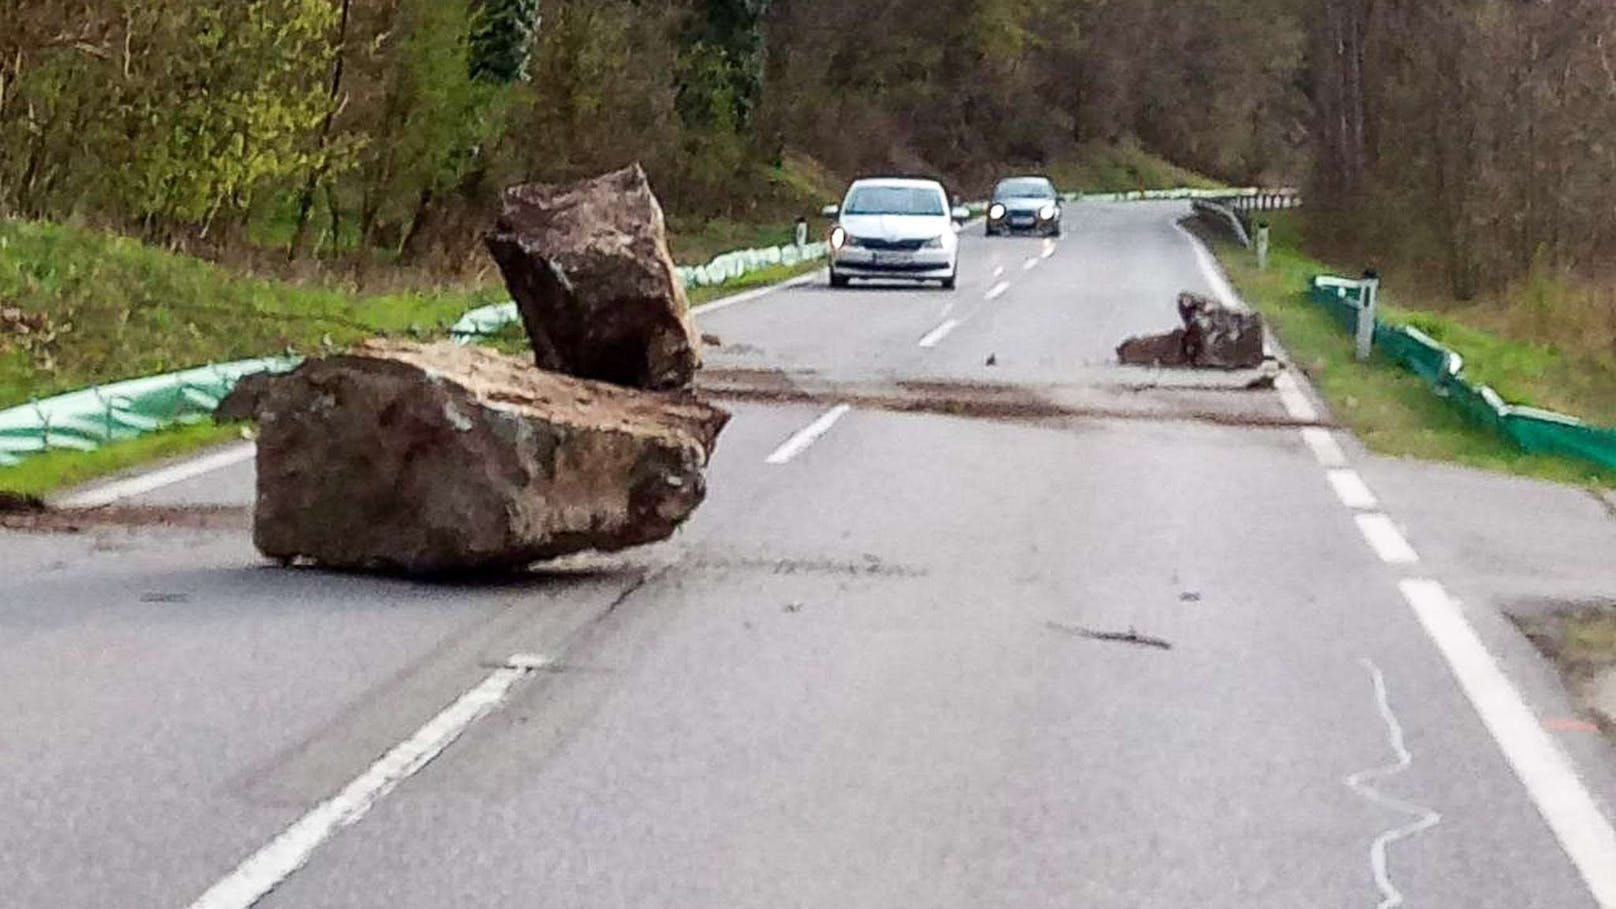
5 200 1616 908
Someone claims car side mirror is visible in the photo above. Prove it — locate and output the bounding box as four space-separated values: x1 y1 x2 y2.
821 204 840 219
951 206 971 223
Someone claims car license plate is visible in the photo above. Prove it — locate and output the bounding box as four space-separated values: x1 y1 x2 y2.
872 251 912 265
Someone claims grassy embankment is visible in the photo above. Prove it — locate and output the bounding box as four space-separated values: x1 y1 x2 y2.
1210 211 1616 488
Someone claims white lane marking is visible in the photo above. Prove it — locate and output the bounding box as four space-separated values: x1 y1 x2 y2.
917 319 961 349
1345 657 1443 909
1327 469 1379 511
984 281 1011 301
186 654 548 909
693 269 825 314
1041 240 1056 259
1399 579 1616 907
1174 221 1241 308
1301 427 1349 467
1356 513 1420 564
992 265 1006 278
57 442 256 509
1274 372 1320 421
1022 257 1040 271
765 404 852 465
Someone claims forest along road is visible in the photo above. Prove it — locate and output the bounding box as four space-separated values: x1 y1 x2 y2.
4 200 1616 909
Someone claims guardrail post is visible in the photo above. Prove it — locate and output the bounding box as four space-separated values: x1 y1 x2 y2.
1356 268 1380 362
794 217 808 249
1256 221 1270 271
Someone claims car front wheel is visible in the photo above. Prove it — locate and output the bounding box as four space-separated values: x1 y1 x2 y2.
941 272 957 290
830 270 850 288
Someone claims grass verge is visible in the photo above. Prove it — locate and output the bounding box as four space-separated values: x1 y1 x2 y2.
1208 213 1616 488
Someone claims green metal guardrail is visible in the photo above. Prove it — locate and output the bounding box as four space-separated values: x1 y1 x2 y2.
1306 274 1616 472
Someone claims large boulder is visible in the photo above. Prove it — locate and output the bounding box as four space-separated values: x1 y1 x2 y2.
1116 292 1265 369
217 340 728 575
485 164 700 390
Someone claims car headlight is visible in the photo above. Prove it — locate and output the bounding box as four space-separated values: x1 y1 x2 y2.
1039 204 1057 220
830 226 847 249
989 204 1006 220
922 236 943 249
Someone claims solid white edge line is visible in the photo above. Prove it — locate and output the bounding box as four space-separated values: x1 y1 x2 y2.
1173 220 1241 308
186 655 547 909
1399 579 1616 907
1274 372 1320 422
765 404 852 465
56 442 257 509
985 281 1011 301
1355 513 1420 564
1300 427 1349 467
917 319 961 349
693 269 825 315
1327 469 1379 511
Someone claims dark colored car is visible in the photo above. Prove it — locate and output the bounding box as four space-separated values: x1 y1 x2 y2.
985 176 1062 237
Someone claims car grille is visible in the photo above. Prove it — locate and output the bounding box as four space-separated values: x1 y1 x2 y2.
852 237 926 251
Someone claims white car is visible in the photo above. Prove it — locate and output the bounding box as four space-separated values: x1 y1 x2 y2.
822 178 970 289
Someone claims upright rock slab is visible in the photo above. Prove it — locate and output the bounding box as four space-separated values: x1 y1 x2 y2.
485 164 700 390
1178 292 1265 369
217 340 728 575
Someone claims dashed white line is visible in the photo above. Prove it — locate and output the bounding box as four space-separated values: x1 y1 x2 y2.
1327 469 1379 510
992 265 1006 278
917 319 961 349
984 281 1011 301
1022 257 1040 271
765 404 852 464
1355 513 1420 564
57 442 256 509
1344 657 1442 909
1274 372 1320 421
1399 579 1616 907
1040 241 1056 259
1300 427 1349 467
186 654 549 909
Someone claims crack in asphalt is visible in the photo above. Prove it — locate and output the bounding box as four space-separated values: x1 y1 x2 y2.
1045 621 1173 651
1345 657 1443 909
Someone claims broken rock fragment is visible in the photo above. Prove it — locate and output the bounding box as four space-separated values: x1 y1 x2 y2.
217 340 728 575
1116 292 1265 369
485 164 701 390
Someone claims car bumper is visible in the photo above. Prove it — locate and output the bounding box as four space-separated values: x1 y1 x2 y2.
831 248 955 277
989 216 1059 233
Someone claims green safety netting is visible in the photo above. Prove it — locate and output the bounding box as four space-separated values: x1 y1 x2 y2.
1304 274 1616 472
0 357 299 468
450 239 831 342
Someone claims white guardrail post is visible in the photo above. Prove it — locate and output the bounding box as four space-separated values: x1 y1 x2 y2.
1356 269 1380 362
1256 221 1270 271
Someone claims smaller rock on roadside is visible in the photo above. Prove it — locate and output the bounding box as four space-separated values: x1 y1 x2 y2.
1117 291 1265 369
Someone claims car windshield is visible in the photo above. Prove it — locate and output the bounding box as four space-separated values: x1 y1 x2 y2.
844 186 946 216
994 178 1056 200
